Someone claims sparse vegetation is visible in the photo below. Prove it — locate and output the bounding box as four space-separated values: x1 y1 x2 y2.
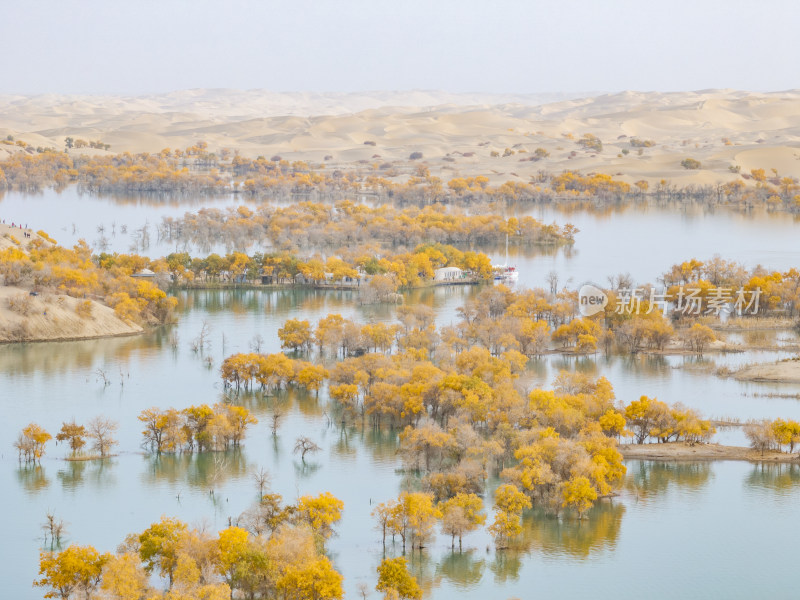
681 157 702 170
629 138 655 148
577 133 602 152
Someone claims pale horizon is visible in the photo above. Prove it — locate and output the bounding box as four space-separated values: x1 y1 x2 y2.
2 0 799 95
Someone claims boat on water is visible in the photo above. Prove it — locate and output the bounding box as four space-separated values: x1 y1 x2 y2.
493 233 519 284
493 264 519 283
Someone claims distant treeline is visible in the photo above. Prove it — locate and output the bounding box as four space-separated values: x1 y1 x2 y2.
0 143 797 211
158 201 578 251
96 242 494 290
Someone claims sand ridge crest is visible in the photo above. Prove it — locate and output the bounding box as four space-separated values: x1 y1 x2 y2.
1 88 800 185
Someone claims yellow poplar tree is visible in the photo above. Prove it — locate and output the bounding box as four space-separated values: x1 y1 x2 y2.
35 545 110 600
376 557 422 600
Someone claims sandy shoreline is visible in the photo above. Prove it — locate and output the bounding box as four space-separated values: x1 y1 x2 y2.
0 284 143 344
733 359 800 383
1 223 147 343
620 441 799 463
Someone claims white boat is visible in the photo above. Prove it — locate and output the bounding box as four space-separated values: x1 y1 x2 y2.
493 265 519 283
493 233 519 283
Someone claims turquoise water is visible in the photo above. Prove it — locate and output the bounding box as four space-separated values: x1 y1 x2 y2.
3 190 800 598
3 190 800 285
2 288 800 599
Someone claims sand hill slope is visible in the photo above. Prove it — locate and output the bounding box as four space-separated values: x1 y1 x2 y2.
0 285 142 343
1 89 799 185
0 224 143 343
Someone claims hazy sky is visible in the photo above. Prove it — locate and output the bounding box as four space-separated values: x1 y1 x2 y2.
2 0 798 95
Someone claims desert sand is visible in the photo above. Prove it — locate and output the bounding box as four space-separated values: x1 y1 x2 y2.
734 359 800 383
1 89 799 186
0 223 143 342
620 441 799 463
0 222 43 252
0 285 142 343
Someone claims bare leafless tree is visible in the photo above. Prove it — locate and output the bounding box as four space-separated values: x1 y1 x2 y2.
356 583 370 600
271 408 286 436
42 510 67 549
86 416 118 457
250 334 265 353
293 437 320 463
253 467 271 497
208 451 227 495
546 270 559 296
95 368 110 387
192 320 211 353
169 330 180 350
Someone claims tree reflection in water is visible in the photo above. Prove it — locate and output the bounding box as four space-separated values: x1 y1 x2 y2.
141 448 249 490
518 502 625 559
488 548 523 584
57 458 116 491
377 460 760 593
745 462 800 494
625 460 713 501
435 549 486 588
16 464 50 494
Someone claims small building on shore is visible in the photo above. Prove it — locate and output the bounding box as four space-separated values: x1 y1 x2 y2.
434 266 463 282
132 268 156 279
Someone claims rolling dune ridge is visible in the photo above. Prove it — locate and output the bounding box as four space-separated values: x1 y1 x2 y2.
1 89 798 186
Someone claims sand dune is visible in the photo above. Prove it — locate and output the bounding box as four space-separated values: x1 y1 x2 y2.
0 224 143 343
0 285 142 343
1 89 800 185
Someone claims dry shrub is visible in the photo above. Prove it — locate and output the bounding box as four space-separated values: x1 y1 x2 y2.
37 230 57 244
7 322 30 341
359 274 399 305
0 262 27 286
8 293 32 315
76 299 94 319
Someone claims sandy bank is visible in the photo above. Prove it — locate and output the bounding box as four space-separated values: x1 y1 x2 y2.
0 223 47 251
1 225 145 343
620 441 799 463
0 286 142 343
733 359 800 383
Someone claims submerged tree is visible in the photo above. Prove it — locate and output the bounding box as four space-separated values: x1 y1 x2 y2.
294 437 321 463
439 493 485 550
55 421 87 457
376 557 422 600
41 511 67 550
86 416 119 457
14 423 52 462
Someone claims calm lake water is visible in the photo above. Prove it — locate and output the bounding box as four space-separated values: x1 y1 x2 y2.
3 189 800 286
2 190 800 599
